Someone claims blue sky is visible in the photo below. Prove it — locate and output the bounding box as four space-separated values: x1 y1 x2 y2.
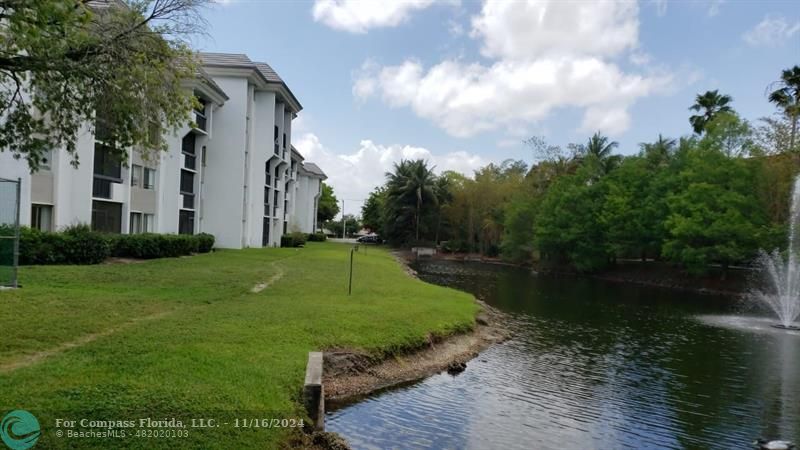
201 0 799 216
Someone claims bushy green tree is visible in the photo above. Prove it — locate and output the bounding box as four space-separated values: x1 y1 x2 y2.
662 144 766 274
0 0 208 170
317 182 339 224
535 165 611 272
360 186 386 233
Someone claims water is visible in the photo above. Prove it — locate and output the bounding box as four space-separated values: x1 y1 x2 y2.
752 176 800 328
327 261 800 449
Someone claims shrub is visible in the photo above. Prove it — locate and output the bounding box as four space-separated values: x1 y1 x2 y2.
60 224 111 264
17 226 216 265
111 233 215 259
281 232 307 248
196 233 215 253
307 232 326 242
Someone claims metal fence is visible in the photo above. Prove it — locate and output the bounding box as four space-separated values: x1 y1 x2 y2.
0 177 20 288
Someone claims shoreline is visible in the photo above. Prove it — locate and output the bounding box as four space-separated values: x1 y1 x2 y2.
301 252 512 449
322 298 511 402
400 249 751 298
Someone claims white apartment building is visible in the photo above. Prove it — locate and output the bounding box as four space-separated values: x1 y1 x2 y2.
0 52 327 249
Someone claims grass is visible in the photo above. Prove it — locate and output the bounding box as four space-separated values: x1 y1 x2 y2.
0 242 477 449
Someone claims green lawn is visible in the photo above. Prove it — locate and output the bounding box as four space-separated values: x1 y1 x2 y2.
0 242 477 449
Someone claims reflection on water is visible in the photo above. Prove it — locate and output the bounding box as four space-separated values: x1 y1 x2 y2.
326 260 800 450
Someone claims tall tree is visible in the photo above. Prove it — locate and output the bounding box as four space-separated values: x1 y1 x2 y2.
689 90 734 134
384 159 439 243
767 65 800 151
360 186 385 233
0 0 209 171
317 182 339 224
580 132 621 175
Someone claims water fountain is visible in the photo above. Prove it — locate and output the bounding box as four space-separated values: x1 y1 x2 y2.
752 175 800 330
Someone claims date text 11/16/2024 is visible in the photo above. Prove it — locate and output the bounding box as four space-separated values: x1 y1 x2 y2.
53 417 305 429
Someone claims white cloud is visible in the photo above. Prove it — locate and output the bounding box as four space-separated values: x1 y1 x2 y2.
470 0 639 60
312 0 439 33
354 0 671 137
707 0 724 17
743 15 800 47
294 132 486 217
355 57 671 137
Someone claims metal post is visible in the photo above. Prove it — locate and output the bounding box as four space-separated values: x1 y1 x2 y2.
341 199 346 239
348 247 354 295
12 178 20 288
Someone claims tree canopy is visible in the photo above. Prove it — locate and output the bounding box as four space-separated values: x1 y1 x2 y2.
360 66 800 277
317 182 339 224
0 0 209 170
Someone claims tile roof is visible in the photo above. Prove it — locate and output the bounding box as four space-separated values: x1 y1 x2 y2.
198 52 300 111
301 162 327 179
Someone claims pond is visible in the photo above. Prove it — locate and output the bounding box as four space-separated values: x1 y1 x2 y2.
326 260 800 450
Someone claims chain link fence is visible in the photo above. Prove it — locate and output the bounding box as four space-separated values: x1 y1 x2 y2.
0 177 21 288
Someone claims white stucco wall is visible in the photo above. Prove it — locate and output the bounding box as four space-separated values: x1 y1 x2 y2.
201 76 248 248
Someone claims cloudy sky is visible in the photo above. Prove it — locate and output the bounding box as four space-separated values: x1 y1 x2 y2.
204 0 798 217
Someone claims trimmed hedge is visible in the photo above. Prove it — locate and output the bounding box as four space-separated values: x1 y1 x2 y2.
280 232 307 248
307 232 327 242
14 225 215 265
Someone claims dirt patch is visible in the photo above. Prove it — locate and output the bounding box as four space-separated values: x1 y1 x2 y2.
0 311 172 373
323 300 511 401
288 430 352 450
251 264 285 293
103 257 149 265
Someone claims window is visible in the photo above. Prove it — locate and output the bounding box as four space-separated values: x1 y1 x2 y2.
182 134 197 170
143 214 154 232
93 178 112 199
93 143 122 181
31 205 52 231
131 165 142 187
91 201 122 233
194 96 207 131
130 212 142 234
179 210 194 235
182 133 196 155
180 170 194 194
262 218 270 247
143 168 155 190
129 213 153 234
283 133 286 148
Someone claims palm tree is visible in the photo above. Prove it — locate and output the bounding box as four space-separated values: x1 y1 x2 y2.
767 65 800 151
385 159 439 242
583 132 621 174
689 90 733 134
639 134 676 166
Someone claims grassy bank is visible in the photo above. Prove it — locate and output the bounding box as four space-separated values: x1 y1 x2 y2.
0 242 477 449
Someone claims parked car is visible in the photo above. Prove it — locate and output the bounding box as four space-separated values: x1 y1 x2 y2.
356 235 382 244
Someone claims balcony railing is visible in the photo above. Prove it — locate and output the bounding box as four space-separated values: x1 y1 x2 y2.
194 111 206 131
92 178 112 199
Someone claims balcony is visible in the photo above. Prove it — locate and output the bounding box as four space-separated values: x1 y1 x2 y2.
92 178 112 199
194 111 207 132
